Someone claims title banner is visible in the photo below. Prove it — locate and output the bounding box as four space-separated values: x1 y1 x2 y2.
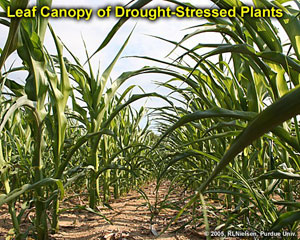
6 6 283 21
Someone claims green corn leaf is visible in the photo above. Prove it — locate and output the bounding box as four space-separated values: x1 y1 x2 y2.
46 24 71 164
255 170 300 180
0 178 62 206
260 0 300 60
95 28 134 108
0 18 10 27
102 92 173 130
270 210 300 231
19 20 48 117
89 0 152 60
0 0 29 72
0 96 36 133
55 129 115 178
0 0 9 10
198 84 300 193
36 0 52 43
95 164 138 179
273 201 300 208
153 107 256 149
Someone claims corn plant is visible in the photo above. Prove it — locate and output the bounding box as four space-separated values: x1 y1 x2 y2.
1 0 97 237
0 0 58 238
64 37 170 208
1 0 299 238
0 0 159 237
127 0 300 235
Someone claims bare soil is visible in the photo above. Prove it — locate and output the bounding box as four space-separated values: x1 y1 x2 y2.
0 182 205 240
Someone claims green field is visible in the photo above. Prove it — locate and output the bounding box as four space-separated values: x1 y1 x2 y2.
0 0 300 239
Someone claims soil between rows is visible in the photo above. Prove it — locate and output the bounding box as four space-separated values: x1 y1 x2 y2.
0 182 206 240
